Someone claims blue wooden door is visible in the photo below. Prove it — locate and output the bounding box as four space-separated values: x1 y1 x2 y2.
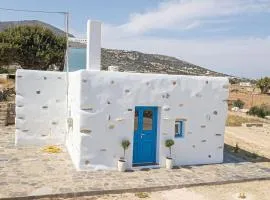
133 106 158 165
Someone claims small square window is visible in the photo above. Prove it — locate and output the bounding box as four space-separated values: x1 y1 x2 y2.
175 120 184 138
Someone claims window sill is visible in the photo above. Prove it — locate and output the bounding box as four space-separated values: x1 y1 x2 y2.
175 135 184 138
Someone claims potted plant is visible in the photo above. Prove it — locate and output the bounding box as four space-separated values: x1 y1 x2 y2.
165 139 175 169
118 139 130 172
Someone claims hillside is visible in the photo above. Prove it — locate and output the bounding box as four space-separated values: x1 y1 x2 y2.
101 48 229 77
0 20 74 37
0 20 230 77
70 40 230 77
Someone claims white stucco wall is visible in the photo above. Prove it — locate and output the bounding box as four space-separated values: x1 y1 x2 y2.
68 70 229 170
15 69 67 145
15 68 228 170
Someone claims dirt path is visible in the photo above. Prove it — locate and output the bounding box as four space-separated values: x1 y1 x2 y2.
47 180 270 200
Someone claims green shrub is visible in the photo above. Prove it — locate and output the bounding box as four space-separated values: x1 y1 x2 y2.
229 78 239 84
165 139 175 158
121 139 130 159
248 104 270 118
233 99 245 109
0 25 66 71
0 67 9 74
256 77 270 94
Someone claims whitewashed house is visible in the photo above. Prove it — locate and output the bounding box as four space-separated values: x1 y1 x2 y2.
15 20 229 171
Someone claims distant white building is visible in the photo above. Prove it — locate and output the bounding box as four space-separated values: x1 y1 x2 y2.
68 37 87 44
239 82 252 87
15 20 229 171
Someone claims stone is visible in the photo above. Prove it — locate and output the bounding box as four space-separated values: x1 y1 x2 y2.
195 93 202 98
1 124 269 199
80 129 92 134
108 124 115 129
163 106 170 111
115 118 124 122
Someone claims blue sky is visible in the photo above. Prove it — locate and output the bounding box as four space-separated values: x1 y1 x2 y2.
1 0 270 78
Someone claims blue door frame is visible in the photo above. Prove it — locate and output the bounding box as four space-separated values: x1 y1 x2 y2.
133 106 158 165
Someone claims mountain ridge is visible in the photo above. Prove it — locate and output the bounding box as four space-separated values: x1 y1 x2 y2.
100 48 231 77
0 20 74 37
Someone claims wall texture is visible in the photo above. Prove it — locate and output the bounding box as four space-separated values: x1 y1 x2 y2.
15 70 67 145
67 70 229 170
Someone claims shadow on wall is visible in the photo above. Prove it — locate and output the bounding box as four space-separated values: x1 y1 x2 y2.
125 143 270 173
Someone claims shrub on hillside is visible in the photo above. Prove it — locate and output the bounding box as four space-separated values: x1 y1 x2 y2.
229 78 239 84
233 99 245 109
248 104 270 118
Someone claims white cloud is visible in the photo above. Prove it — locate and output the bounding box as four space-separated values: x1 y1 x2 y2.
73 0 270 78
121 0 270 34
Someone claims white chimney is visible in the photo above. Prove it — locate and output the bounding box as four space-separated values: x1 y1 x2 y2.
86 20 101 71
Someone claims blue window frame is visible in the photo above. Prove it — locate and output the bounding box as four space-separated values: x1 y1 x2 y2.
175 120 184 138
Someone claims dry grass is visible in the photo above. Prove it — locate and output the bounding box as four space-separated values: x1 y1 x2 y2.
0 78 14 89
226 114 262 126
229 85 270 109
135 192 150 198
0 78 8 84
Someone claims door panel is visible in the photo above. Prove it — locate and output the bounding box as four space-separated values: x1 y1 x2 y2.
133 106 158 165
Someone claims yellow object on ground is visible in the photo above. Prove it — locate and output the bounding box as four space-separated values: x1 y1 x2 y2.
42 145 62 153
